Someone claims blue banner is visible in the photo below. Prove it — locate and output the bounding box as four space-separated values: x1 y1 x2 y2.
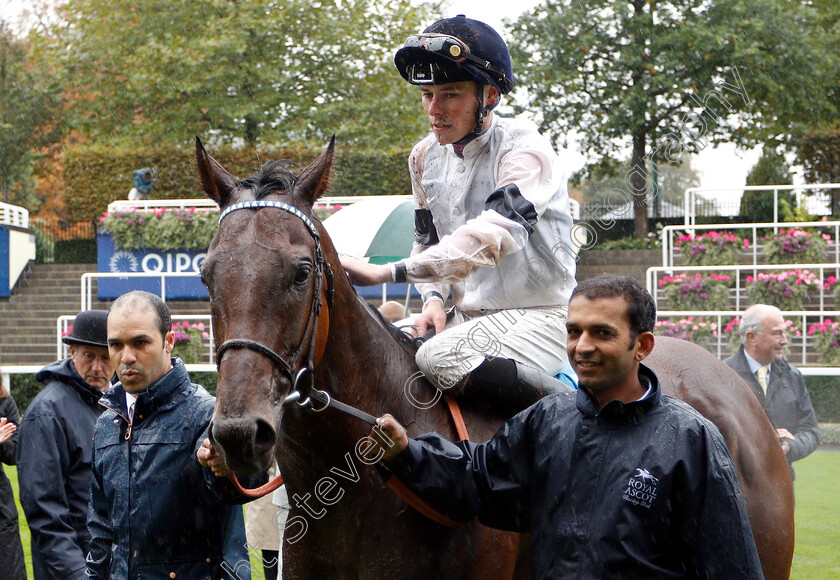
97 233 209 300
353 283 420 300
0 227 9 298
97 233 420 303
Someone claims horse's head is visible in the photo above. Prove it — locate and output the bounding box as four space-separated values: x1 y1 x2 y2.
196 136 335 474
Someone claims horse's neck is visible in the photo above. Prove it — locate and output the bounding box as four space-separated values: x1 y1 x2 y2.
316 288 417 405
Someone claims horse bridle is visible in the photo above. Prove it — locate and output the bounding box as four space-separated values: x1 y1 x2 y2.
212 200 468 518
214 200 334 406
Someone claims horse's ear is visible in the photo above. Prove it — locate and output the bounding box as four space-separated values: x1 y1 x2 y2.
296 135 335 206
195 137 237 208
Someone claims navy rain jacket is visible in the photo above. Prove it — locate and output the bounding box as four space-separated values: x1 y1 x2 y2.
86 359 265 579
17 359 105 579
383 364 764 579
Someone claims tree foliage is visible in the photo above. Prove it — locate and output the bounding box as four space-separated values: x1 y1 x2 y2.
61 142 413 222
0 20 62 207
509 0 838 236
800 128 840 216
739 148 793 222
31 0 436 149
574 155 700 218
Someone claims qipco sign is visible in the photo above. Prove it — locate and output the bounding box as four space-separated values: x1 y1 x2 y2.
97 233 209 300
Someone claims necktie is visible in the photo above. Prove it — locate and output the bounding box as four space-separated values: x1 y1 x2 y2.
756 365 769 394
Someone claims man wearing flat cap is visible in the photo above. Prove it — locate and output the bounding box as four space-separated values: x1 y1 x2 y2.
17 310 115 580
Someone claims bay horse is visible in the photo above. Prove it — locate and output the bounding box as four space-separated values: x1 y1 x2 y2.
196 138 793 579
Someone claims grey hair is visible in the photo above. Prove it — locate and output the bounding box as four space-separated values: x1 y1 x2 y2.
739 304 783 341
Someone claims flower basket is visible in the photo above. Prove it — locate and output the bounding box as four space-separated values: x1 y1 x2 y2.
823 275 840 306
171 322 209 364
658 273 732 311
746 269 820 311
653 317 718 349
99 207 220 251
675 231 748 266
762 228 830 265
807 320 840 365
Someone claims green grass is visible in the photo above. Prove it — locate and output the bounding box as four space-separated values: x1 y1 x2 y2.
6 466 33 578
6 466 265 578
6 451 840 578
790 449 840 580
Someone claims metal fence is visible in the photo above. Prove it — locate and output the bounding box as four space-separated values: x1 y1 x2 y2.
30 218 96 263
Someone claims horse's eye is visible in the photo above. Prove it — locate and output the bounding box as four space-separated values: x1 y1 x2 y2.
294 264 312 284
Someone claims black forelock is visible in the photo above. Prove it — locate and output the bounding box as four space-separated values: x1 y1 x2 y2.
240 160 298 200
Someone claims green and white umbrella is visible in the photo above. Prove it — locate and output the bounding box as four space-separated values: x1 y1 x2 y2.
322 196 415 264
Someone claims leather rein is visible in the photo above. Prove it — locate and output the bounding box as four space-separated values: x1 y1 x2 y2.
214 200 469 527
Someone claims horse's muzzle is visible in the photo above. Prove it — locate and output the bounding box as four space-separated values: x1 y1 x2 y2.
209 415 276 475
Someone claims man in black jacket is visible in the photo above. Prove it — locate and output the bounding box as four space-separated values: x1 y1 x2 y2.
370 275 763 579
724 304 821 484
17 310 114 580
86 291 263 578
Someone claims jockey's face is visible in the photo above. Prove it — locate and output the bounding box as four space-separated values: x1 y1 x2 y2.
420 82 498 145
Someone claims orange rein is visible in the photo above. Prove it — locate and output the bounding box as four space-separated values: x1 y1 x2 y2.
226 287 472 525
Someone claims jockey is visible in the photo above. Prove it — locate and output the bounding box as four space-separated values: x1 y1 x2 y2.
341 15 577 402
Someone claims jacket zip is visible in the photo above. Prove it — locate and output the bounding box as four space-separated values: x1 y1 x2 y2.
98 400 133 441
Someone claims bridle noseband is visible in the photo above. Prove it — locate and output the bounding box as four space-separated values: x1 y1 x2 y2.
214 200 334 400
212 201 470 523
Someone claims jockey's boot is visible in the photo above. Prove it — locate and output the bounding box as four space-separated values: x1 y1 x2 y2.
456 358 571 413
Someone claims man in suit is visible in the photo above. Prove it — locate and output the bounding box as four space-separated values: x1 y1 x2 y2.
724 304 821 485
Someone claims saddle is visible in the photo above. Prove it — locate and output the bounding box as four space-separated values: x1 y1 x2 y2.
363 298 571 418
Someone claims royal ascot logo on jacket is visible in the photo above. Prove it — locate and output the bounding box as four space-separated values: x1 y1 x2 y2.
623 467 660 509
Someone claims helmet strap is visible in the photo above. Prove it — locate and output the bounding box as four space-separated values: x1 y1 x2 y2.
453 84 497 154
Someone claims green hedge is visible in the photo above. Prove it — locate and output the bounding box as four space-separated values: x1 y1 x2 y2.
9 374 42 416
10 371 837 424
54 239 97 263
804 376 840 423
62 143 413 223
11 369 218 415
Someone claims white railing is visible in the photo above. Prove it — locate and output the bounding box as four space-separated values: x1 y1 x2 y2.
2 365 218 394
56 314 215 364
647 263 840 314
684 183 840 226
107 199 219 213
0 201 29 228
656 309 840 368
660 221 840 268
80 271 203 311
106 195 582 221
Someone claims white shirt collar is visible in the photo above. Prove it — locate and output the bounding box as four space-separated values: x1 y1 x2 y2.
744 350 769 375
125 391 137 418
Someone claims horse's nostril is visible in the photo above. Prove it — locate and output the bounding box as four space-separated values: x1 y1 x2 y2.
253 418 276 455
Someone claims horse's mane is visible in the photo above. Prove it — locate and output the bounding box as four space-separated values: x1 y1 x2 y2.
239 160 418 356
241 160 298 200
355 292 419 356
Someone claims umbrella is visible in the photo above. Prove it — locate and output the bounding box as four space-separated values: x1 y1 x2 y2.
322 196 415 264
